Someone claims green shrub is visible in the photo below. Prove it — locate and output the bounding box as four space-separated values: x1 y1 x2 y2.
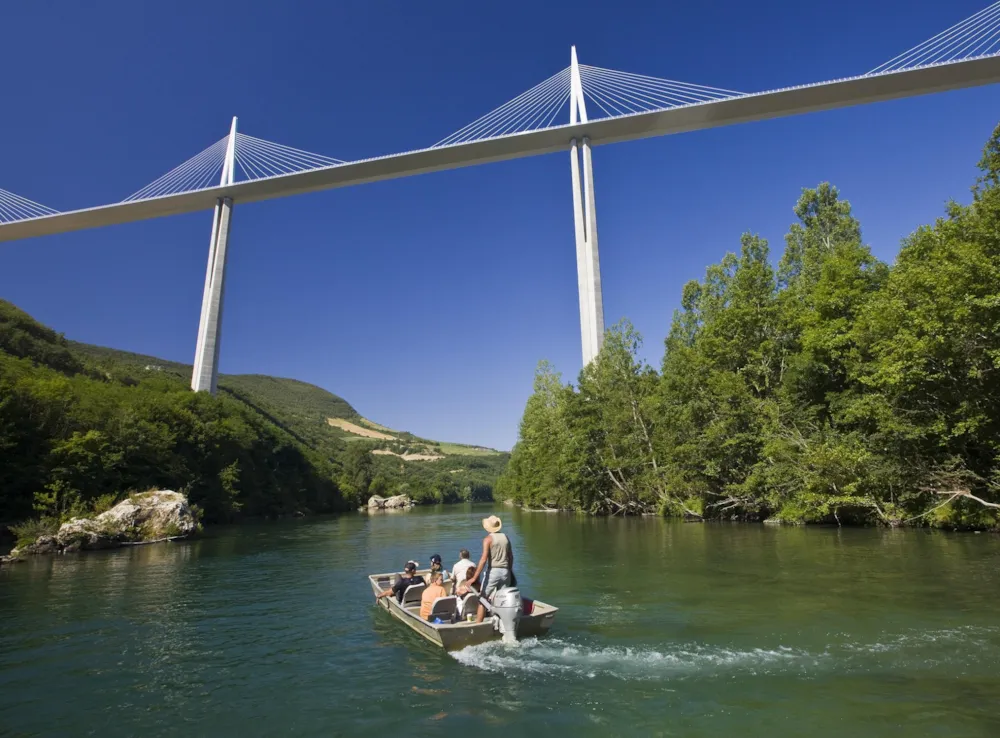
10 517 59 548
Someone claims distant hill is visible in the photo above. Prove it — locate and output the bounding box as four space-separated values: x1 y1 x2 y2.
72 342 363 453
69 341 503 460
1 298 507 526
69 341 509 506
0 300 347 525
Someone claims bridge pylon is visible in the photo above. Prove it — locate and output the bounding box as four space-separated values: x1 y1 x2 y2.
569 46 605 366
191 117 238 394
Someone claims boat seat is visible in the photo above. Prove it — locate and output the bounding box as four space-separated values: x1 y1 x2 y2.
459 594 480 620
402 582 426 605
428 596 459 623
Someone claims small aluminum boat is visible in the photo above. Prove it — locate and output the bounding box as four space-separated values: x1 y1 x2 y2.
369 569 558 651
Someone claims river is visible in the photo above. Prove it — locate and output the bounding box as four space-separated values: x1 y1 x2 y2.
2 505 999 736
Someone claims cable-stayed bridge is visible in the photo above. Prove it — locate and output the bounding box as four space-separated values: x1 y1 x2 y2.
3 2 1000 390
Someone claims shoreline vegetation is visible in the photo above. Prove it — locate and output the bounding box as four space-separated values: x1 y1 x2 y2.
497 124 1000 532
0 302 506 557
5 490 199 562
5 130 1000 550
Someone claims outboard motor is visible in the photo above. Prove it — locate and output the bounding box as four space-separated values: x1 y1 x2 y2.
491 586 522 644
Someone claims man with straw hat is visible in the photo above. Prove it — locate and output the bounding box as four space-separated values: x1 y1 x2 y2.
471 515 514 623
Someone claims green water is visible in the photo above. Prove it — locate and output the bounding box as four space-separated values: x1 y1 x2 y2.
2 506 999 737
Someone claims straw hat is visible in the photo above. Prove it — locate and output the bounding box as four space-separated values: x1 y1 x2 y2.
482 515 503 533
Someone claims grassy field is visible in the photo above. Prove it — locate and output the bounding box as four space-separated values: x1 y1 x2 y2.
436 442 503 456
359 418 393 432
326 418 395 440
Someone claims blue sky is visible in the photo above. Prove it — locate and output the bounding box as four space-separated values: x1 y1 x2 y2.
1 0 998 451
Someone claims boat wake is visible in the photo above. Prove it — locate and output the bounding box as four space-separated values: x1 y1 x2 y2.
450 637 813 680
450 626 1000 681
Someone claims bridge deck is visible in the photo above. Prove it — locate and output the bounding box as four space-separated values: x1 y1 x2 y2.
2 56 1000 243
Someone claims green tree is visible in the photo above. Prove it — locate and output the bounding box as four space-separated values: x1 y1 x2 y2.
342 443 374 500
501 123 1000 530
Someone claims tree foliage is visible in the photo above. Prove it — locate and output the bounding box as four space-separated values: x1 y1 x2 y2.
0 302 349 525
500 124 1000 529
0 299 506 536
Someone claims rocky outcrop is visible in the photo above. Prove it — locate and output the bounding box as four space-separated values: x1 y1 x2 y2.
14 490 199 556
0 551 25 566
367 494 413 510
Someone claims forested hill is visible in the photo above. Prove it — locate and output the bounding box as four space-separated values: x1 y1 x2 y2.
0 301 507 531
499 123 1000 531
70 342 362 451
75 343 361 421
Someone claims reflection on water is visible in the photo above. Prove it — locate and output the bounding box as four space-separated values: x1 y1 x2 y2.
2 506 1000 737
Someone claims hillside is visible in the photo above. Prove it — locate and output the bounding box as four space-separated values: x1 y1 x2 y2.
73 341 504 459
73 342 361 454
0 300 347 526
1 299 506 529
70 339 504 461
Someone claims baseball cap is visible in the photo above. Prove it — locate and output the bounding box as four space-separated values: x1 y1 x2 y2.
429 553 442 565
404 561 417 573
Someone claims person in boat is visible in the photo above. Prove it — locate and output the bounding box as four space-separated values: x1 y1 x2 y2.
419 571 448 621
376 561 425 604
471 515 514 623
451 548 475 584
425 554 450 585
454 564 478 601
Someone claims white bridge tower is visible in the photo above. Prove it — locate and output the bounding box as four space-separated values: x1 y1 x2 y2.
569 47 605 365
191 117 238 394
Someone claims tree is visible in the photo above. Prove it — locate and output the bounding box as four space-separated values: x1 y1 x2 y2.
499 361 574 508
342 443 375 500
499 125 1000 530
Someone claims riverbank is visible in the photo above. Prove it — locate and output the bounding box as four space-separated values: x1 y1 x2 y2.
1 493 509 561
3 490 200 563
500 497 1000 532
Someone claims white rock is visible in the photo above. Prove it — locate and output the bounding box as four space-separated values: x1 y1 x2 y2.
367 494 412 510
26 490 198 554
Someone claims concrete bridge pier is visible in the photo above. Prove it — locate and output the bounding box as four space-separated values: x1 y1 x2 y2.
191 117 237 394
569 48 605 366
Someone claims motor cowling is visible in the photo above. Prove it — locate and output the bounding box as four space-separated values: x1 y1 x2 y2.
491 586 522 643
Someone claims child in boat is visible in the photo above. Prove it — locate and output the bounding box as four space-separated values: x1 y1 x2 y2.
425 554 450 585
454 565 478 600
419 571 448 621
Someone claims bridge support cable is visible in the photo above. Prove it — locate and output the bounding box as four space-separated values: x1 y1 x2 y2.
569 47 604 366
432 67 572 147
191 118 238 395
578 65 744 118
125 132 345 203
123 136 229 202
0 188 59 224
868 0 1000 74
232 133 344 181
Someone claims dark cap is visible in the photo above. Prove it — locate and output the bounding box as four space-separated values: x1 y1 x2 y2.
429 554 442 565
403 561 417 573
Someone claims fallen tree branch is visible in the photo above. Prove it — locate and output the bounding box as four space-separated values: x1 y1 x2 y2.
707 495 754 512
932 489 1000 510
900 492 962 524
120 535 187 546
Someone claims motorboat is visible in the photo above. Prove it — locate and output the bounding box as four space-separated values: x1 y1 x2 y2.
368 569 557 651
